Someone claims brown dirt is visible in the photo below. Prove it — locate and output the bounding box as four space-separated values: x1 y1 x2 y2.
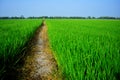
17 21 60 80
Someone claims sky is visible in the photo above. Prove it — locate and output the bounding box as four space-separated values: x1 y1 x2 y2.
0 0 120 17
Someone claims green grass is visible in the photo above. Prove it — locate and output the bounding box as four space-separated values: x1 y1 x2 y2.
0 19 41 78
47 19 120 80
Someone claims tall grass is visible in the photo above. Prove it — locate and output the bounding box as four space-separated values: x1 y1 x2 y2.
47 19 120 80
0 19 41 78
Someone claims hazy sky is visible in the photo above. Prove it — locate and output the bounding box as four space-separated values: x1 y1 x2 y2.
0 0 120 17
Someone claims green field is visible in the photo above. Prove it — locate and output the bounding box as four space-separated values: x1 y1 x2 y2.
0 19 120 80
0 19 41 78
47 19 120 80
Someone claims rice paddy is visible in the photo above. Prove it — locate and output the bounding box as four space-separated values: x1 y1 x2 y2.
0 19 120 80
0 19 41 78
47 19 120 80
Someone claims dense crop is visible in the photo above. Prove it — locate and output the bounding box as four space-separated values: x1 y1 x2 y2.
0 19 41 78
47 19 120 80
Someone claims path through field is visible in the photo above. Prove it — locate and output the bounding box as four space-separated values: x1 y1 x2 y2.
18 21 58 80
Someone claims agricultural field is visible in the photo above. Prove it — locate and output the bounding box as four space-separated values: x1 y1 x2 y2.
0 19 120 80
0 19 41 78
47 19 120 80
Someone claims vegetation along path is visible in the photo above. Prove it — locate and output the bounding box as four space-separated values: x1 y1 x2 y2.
18 21 58 80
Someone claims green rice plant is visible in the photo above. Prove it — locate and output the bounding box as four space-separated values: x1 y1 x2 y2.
47 19 120 80
0 19 41 78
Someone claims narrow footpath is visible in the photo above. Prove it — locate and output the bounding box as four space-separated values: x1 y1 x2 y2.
18 21 59 80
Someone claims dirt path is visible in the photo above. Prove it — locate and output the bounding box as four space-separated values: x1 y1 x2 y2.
18 21 59 80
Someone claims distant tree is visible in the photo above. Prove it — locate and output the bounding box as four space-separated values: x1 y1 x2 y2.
42 16 48 19
98 16 116 19
20 15 25 19
92 17 96 19
27 16 35 19
87 16 91 19
11 16 19 19
116 17 120 19
0 17 10 19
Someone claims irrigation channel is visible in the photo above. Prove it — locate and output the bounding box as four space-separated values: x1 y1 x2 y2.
16 21 59 80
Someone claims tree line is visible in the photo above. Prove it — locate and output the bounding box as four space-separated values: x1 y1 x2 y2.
0 16 120 19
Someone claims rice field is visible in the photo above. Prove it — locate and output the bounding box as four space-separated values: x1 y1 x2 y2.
0 19 41 78
0 19 120 80
47 19 120 80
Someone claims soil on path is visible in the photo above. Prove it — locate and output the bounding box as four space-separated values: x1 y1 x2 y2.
18 21 59 80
